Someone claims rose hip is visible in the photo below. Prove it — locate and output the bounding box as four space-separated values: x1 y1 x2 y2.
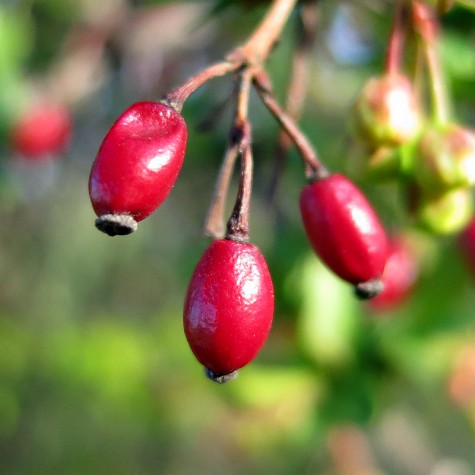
183 239 274 383
299 173 388 298
88 101 187 236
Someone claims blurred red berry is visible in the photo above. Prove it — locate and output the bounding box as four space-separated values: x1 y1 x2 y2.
10 102 72 159
368 237 419 312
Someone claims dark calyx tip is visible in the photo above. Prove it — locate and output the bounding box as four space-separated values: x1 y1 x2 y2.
354 279 384 300
95 214 138 236
205 367 239 384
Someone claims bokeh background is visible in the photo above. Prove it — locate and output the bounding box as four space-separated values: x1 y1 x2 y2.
1 1 475 473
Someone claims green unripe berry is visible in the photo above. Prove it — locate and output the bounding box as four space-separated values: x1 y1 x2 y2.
352 74 422 148
415 187 473 235
413 124 475 193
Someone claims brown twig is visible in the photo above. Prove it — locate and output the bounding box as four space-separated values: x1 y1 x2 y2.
253 70 329 182
164 0 298 111
226 120 253 242
267 1 319 202
204 71 253 238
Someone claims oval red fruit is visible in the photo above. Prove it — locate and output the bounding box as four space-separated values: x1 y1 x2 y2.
88 101 187 235
299 173 388 298
183 239 274 383
11 102 72 159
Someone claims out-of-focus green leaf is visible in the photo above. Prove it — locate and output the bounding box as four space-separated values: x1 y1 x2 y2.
440 32 475 79
290 255 359 368
0 7 34 75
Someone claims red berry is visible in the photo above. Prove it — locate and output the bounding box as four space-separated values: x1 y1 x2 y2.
183 239 274 383
299 174 388 298
368 237 419 311
10 102 72 159
88 101 187 236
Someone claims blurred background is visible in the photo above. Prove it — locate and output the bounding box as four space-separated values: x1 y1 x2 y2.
1 0 475 473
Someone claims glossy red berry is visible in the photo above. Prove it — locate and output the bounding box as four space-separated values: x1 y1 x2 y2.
299 173 388 298
88 101 187 236
368 237 419 312
183 239 274 383
10 102 72 159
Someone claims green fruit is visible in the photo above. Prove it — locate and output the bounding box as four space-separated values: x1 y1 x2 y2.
415 187 473 235
413 124 475 193
352 74 422 148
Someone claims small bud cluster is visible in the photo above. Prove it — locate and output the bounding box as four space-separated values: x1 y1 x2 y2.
351 2 475 238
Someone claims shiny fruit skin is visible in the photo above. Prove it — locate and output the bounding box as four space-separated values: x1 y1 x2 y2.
184 239 274 378
88 101 187 222
369 237 418 311
11 103 72 159
299 174 388 286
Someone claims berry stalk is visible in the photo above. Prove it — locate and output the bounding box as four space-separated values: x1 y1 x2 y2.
253 70 329 181
268 1 319 203
226 119 253 243
204 70 253 238
384 0 408 76
412 1 451 125
164 0 298 111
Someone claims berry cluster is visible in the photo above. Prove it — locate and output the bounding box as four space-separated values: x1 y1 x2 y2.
88 0 474 381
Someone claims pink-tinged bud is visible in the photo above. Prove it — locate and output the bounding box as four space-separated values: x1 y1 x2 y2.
299 173 388 299
413 124 475 192
352 74 422 147
89 101 187 236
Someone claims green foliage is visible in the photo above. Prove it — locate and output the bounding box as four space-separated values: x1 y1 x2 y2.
0 1 475 474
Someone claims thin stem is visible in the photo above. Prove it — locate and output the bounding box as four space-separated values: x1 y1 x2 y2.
384 0 407 76
204 139 240 238
226 121 253 242
164 61 240 112
204 71 253 238
268 1 319 202
164 0 298 111
412 1 451 124
239 0 298 64
253 70 329 182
